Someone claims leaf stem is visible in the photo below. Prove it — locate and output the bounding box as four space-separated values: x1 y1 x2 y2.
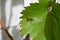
0 19 13 40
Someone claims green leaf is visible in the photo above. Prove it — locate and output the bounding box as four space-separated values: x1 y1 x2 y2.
20 0 60 40
20 0 50 40
45 2 60 40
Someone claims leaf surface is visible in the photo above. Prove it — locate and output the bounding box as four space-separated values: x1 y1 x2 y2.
45 2 60 40
20 0 50 40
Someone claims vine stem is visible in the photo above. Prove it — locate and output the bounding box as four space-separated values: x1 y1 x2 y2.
0 19 13 40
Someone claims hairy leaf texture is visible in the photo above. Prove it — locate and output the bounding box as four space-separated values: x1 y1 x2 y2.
20 0 50 40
